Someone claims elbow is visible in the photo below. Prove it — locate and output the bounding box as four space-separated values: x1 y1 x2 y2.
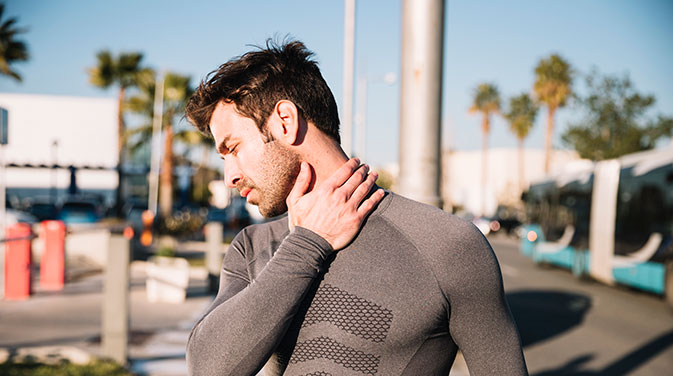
186 327 237 376
186 326 214 375
186 329 201 375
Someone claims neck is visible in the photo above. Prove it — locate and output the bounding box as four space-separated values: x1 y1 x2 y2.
301 134 349 192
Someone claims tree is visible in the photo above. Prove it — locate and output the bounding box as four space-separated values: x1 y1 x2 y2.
88 50 145 215
533 54 573 173
469 83 501 215
126 70 193 216
504 93 538 193
0 3 29 82
562 70 673 160
175 129 214 205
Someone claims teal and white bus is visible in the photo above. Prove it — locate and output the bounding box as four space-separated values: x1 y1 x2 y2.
521 147 673 307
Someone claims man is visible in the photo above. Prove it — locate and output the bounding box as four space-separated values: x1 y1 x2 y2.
185 40 527 376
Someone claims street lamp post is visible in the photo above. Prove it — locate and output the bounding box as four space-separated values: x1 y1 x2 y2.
148 73 165 217
342 0 356 157
355 72 397 162
51 140 59 204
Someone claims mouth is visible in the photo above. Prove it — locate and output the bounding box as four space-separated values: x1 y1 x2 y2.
239 188 252 198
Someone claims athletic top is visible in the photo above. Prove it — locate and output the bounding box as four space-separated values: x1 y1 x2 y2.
187 192 528 375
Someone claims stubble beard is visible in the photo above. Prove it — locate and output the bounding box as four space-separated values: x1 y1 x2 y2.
239 140 301 218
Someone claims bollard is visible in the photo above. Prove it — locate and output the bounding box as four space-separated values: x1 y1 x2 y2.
102 227 132 366
4 223 32 300
205 222 223 293
40 220 66 290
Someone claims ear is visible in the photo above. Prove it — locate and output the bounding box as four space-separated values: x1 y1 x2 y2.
268 100 300 145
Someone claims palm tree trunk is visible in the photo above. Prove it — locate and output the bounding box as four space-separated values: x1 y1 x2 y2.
160 123 174 216
481 115 490 216
199 145 210 203
115 86 126 217
544 106 555 174
518 137 524 195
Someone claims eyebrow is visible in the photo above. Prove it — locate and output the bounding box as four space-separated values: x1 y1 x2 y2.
216 134 232 155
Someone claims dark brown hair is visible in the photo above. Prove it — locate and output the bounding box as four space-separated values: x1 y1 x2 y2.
186 39 340 143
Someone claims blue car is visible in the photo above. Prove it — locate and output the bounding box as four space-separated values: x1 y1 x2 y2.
58 200 103 224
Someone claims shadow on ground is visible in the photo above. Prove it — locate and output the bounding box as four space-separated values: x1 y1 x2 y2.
530 328 673 376
506 290 592 348
507 290 673 375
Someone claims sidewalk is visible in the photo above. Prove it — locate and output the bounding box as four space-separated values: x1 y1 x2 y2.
0 260 213 376
0 261 470 376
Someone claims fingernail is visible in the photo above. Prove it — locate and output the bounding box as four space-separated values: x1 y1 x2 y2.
354 157 360 164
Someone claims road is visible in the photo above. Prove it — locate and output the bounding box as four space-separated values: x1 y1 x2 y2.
489 233 673 376
2 235 672 375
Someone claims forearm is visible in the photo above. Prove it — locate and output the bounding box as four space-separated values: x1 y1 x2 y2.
187 227 332 376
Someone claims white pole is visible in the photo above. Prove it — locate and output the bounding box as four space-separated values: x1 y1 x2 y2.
356 75 367 161
148 74 164 216
342 0 356 157
399 0 445 207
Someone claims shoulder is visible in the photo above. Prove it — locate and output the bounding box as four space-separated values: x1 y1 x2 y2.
230 215 289 251
380 193 502 292
223 216 290 281
380 192 488 252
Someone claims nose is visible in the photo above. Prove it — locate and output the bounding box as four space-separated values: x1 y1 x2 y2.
223 158 242 188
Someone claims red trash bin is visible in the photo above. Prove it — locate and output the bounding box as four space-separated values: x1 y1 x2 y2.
40 220 66 290
4 222 32 300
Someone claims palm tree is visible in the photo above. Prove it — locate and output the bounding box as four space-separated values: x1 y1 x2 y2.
504 93 538 193
533 54 573 173
0 3 29 82
175 129 214 204
126 70 193 216
469 83 501 216
88 50 144 215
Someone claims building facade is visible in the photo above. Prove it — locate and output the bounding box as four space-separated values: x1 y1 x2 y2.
0 93 118 206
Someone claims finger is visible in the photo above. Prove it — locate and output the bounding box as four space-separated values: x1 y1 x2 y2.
323 157 360 190
338 164 369 198
349 170 378 205
287 162 311 203
356 188 385 217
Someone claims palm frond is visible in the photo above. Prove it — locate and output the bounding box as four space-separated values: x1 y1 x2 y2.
505 93 538 140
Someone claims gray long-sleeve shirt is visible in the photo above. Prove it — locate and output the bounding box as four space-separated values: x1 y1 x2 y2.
187 192 528 375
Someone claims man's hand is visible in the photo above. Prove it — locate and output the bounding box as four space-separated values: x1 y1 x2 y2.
287 158 385 250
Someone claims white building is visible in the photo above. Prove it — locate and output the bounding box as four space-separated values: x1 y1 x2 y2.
376 148 582 217
0 93 118 205
441 148 582 216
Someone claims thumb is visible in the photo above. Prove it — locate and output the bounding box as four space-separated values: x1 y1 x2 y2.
287 161 310 203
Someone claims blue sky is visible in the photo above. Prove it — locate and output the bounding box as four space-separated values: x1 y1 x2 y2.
1 0 672 167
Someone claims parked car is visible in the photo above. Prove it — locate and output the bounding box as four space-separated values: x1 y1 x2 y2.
58 198 104 224
26 201 60 222
489 205 524 236
206 199 252 230
6 209 38 226
123 200 149 229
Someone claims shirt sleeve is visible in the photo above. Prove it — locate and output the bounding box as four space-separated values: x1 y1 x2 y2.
186 226 333 376
437 221 528 376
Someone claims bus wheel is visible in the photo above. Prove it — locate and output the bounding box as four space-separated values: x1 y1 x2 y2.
666 261 673 309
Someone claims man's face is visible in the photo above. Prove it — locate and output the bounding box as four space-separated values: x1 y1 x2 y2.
210 101 300 218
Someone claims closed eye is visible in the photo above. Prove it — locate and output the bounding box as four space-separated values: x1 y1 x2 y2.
229 144 239 156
